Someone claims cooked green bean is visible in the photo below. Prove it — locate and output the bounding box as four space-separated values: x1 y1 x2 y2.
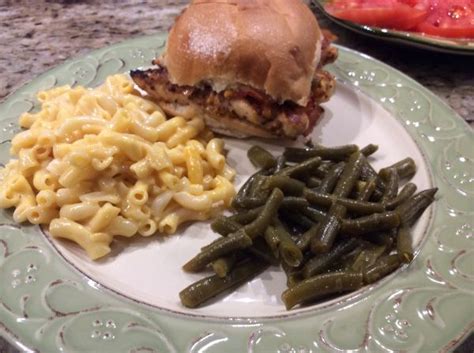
232 195 266 209
243 188 284 238
183 230 253 272
280 210 315 229
360 144 379 157
275 155 287 173
301 206 327 223
385 183 417 210
306 176 322 188
355 180 367 193
341 197 385 215
180 259 268 308
248 175 269 198
280 197 310 210
341 211 400 236
320 160 335 170
303 238 359 278
396 226 413 263
396 188 437 226
351 244 386 272
296 223 320 251
286 273 303 288
211 216 241 236
247 145 277 170
363 255 400 284
264 226 281 259
380 157 416 180
312 164 332 179
359 157 378 181
262 175 305 196
348 211 397 235
205 236 273 264
212 255 238 278
203 221 253 248
380 168 399 203
239 171 262 195
369 232 395 248
277 156 322 178
357 178 377 201
283 144 358 162
232 171 265 209
249 237 279 265
281 262 303 288
304 189 385 215
360 157 385 200
181 140 437 311
228 207 262 225
317 162 345 194
333 151 364 198
281 271 364 309
311 203 346 253
332 245 365 272
273 221 303 267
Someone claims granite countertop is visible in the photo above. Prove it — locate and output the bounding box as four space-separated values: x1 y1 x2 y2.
1 0 472 124
0 1 472 352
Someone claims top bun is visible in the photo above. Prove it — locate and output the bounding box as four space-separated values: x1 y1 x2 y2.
162 0 323 106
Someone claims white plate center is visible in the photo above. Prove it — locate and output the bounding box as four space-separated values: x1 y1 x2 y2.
48 83 433 318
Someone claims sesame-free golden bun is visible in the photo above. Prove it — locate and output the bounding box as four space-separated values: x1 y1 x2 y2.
162 0 323 107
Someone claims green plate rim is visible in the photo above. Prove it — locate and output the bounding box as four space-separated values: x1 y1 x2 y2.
0 33 473 353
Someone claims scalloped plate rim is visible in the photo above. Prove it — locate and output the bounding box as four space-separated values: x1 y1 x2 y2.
0 33 472 353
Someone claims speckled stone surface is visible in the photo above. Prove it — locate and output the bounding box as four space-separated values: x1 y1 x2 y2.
0 0 472 124
0 1 472 352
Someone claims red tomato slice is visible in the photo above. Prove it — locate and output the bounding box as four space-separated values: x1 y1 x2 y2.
325 1 429 30
389 7 430 29
416 0 474 38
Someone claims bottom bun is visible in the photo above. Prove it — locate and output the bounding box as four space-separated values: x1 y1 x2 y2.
156 100 276 139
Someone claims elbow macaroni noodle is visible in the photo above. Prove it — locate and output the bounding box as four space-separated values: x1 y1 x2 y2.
0 74 235 260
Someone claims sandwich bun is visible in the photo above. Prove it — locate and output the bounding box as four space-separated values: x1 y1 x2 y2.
162 0 323 106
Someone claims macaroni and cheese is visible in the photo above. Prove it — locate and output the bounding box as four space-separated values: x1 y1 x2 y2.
0 74 235 259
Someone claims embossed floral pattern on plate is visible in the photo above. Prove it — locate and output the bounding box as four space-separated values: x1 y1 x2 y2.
0 34 473 352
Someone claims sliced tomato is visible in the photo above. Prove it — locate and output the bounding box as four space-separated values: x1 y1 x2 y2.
416 0 474 38
387 7 430 29
325 0 429 30
325 7 399 27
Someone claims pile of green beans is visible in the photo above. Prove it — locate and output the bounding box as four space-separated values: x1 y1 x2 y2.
179 143 437 310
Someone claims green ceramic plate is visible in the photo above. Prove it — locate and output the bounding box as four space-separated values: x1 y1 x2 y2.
0 33 473 352
312 0 474 55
